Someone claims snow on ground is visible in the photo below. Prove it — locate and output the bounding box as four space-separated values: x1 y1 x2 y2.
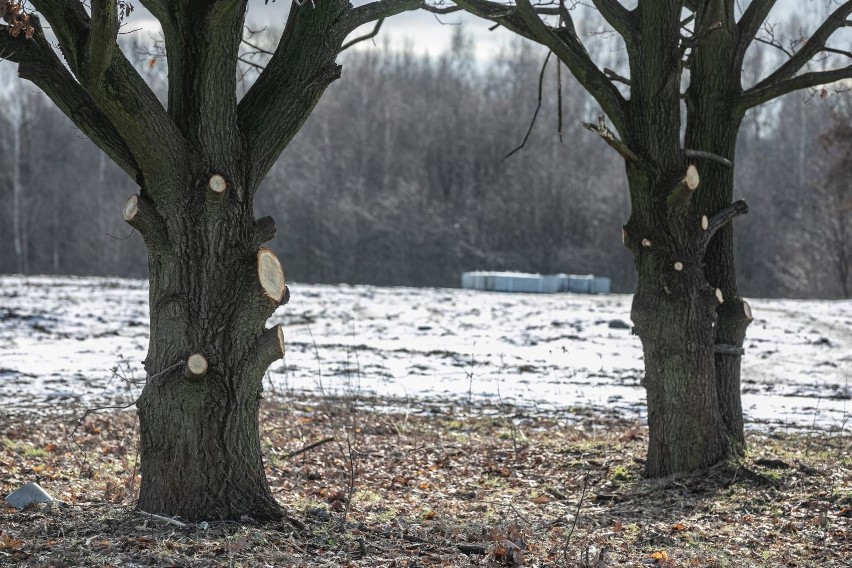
1 275 850 430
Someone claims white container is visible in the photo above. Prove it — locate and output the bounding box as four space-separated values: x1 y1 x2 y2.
460 271 610 294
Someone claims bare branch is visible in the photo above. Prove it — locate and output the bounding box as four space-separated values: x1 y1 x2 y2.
341 18 384 51
603 67 630 85
238 0 349 191
739 65 852 110
504 50 551 160
681 20 722 49
85 0 119 83
421 3 463 15
699 200 749 254
0 17 141 181
29 0 185 187
753 23 795 58
821 46 852 60
242 34 275 57
589 0 635 42
498 0 628 134
238 54 266 71
439 0 538 42
735 0 777 69
581 115 640 163
742 0 852 107
346 0 422 31
685 149 733 168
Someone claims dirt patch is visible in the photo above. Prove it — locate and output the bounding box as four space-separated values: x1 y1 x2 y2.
1 396 850 567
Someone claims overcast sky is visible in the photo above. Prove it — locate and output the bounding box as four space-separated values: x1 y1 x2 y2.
118 0 809 63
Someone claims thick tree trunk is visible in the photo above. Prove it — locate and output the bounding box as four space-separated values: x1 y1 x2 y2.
624 164 732 475
632 273 727 475
686 12 750 452
125 177 287 521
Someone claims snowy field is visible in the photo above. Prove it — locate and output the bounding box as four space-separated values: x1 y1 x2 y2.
0 275 850 431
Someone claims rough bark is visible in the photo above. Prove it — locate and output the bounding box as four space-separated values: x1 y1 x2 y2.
2 0 419 521
686 1 749 452
450 0 852 476
625 164 731 475
130 170 288 520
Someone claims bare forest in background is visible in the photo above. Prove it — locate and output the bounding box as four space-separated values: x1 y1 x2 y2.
1 28 850 298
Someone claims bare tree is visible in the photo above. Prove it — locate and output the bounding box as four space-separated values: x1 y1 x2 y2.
0 0 424 520
444 0 852 475
820 102 852 297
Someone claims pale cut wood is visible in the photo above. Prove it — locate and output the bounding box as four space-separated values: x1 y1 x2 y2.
667 166 700 208
123 194 139 221
185 353 208 381
121 194 169 252
715 288 724 304
673 261 683 271
622 227 627 245
684 164 699 191
743 300 753 321
208 174 227 194
257 248 286 303
701 215 709 230
641 238 652 247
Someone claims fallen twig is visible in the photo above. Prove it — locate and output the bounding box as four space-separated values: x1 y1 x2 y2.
136 510 188 528
284 437 335 460
565 474 590 553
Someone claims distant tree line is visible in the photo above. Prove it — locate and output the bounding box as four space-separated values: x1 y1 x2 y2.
0 29 849 298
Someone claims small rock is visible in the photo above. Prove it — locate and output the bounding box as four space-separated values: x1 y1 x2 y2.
608 319 631 330
5 482 54 509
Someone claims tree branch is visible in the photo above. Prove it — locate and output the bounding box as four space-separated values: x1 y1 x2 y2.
734 0 777 69
137 0 169 23
85 0 119 83
590 0 635 42
699 199 749 254
156 0 248 174
741 0 852 107
581 115 639 163
123 194 171 253
239 0 353 191
603 66 630 85
341 18 384 51
0 17 141 181
739 65 852 110
346 0 422 31
454 0 628 134
29 0 186 189
685 149 733 168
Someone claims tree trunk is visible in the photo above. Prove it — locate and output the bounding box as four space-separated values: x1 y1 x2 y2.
624 164 732 475
126 179 287 521
12 112 24 274
685 3 751 453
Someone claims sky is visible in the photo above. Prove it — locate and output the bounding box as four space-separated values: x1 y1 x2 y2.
117 0 806 63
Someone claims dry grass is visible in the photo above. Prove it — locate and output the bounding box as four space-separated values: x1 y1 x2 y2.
1 396 850 567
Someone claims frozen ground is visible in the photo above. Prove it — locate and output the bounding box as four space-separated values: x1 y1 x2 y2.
0 275 850 431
